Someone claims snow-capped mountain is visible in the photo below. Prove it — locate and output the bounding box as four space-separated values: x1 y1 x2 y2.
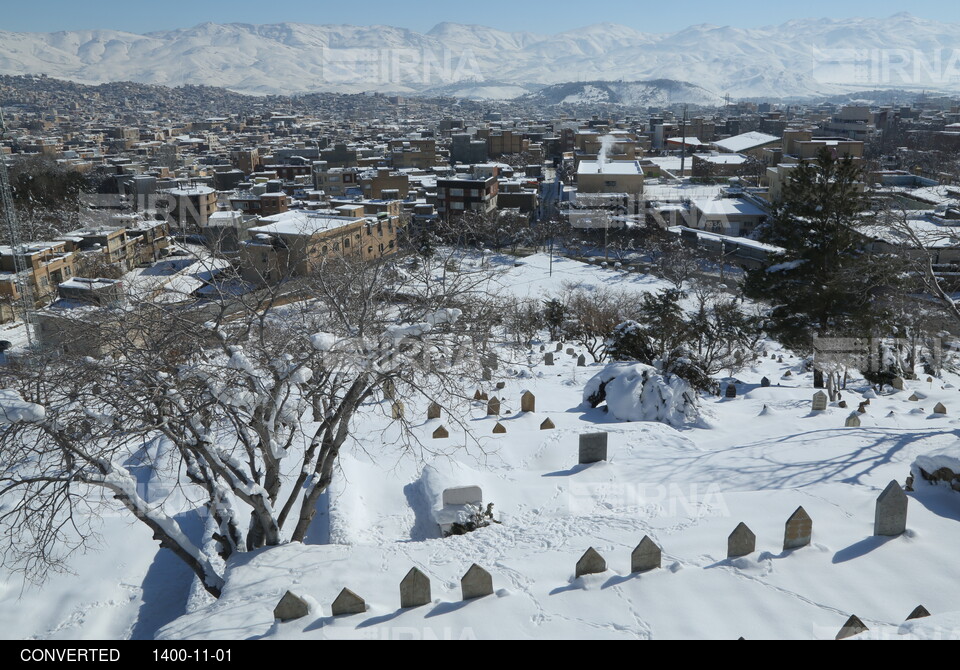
1 14 959 98
523 80 726 107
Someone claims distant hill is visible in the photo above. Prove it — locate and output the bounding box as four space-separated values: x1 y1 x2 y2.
1 14 959 98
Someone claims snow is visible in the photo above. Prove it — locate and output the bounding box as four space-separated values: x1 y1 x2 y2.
5 254 960 641
713 132 781 154
582 362 700 427
0 388 45 423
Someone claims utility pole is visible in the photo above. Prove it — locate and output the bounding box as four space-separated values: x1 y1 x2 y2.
0 108 35 348
680 105 688 178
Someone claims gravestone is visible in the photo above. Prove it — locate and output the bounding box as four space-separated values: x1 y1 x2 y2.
540 345 545 352
492 422 507 434
400 567 432 608
814 369 825 389
727 522 756 558
521 391 535 413
812 391 828 411
274 591 309 622
540 418 556 430
579 433 608 464
725 384 737 398
427 403 442 420
631 536 662 573
473 389 483 401
874 480 908 536
433 425 449 439
778 356 784 363
934 402 947 414
909 393 920 401
496 381 506 390
857 402 868 414
577 354 586 367
892 376 905 390
383 379 396 401
331 588 366 616
480 392 489 401
482 353 499 371
391 402 405 420
783 506 812 551
443 486 482 506
836 615 868 640
544 353 554 366
845 414 861 428
761 377 771 388
487 397 501 416
575 547 607 578
838 400 848 409
566 348 575 355
556 343 564 352
482 367 492 382
906 605 931 621
461 564 494 600
783 370 792 377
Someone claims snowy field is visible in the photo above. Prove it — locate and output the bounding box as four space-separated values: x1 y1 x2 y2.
2 254 959 640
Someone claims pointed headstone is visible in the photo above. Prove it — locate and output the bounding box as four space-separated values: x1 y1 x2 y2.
492 422 507 434
909 393 920 401
479 392 489 401
427 402 442 420
727 522 756 558
631 536 662 573
761 376 771 388
892 376 904 390
487 397 500 416
460 564 494 601
812 391 828 411
845 414 861 428
575 547 607 578
383 378 396 401
521 391 535 413
391 402 405 420
432 425 449 439
400 567 431 608
836 615 869 640
906 605 931 621
783 506 812 551
331 588 366 616
540 418 555 430
934 402 947 414
577 354 586 367
783 370 792 377
473 389 483 401
274 591 309 622
579 432 608 464
857 402 868 414
544 352 554 366
725 384 737 398
874 480 908 536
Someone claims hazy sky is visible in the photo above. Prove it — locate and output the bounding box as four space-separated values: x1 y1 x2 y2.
1 1 957 34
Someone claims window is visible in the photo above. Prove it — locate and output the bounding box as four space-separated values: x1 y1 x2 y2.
452 202 464 210
368 246 373 255
321 245 328 254
449 188 464 197
388 240 395 249
344 238 350 248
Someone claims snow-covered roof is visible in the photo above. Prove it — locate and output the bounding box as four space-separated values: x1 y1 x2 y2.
693 197 768 217
577 160 642 176
713 132 780 153
248 211 366 237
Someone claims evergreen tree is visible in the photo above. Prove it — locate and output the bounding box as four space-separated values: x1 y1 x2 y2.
744 149 903 355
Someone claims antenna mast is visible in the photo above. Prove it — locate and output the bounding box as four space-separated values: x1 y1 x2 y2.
0 107 36 348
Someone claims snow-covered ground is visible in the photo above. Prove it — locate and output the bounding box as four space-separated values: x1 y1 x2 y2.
3 254 959 640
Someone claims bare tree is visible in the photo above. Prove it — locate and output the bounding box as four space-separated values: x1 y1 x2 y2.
0 248 503 597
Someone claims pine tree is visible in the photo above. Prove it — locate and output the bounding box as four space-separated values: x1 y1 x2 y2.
744 149 903 355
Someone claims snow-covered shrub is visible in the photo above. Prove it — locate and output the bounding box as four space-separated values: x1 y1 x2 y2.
445 503 501 537
583 362 701 427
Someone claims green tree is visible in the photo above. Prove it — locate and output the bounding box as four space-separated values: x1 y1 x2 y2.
744 149 904 372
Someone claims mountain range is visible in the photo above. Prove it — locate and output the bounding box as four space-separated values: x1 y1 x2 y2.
1 14 958 100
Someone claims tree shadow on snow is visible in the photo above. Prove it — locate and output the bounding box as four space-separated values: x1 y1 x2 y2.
128 510 205 641
909 484 960 524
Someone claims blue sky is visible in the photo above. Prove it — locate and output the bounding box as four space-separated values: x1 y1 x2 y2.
1 1 957 34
